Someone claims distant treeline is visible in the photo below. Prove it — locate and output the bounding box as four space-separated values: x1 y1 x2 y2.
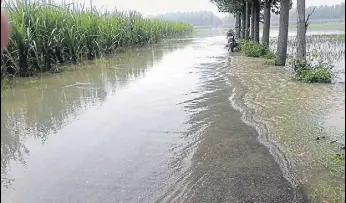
272 2 345 24
222 3 345 25
149 3 344 28
149 11 222 27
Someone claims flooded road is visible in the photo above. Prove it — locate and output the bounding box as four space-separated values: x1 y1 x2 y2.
1 31 343 202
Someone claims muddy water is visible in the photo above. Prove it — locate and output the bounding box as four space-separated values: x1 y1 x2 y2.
0 31 342 203
228 56 345 202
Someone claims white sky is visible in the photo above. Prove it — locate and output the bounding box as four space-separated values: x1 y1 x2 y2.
70 0 345 17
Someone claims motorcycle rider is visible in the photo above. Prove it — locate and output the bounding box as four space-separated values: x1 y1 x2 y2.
226 29 236 51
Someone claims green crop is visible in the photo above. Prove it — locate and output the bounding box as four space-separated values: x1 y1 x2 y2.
1 1 193 77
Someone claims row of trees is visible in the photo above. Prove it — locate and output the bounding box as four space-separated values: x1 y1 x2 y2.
150 11 222 27
211 0 309 66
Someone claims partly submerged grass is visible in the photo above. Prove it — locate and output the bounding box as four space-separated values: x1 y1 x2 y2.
1 77 15 96
269 34 345 83
237 34 342 83
332 34 345 41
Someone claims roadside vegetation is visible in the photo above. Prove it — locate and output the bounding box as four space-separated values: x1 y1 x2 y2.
291 58 332 83
0 1 193 80
239 40 275 59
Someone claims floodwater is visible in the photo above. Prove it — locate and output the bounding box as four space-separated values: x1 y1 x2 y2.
229 56 345 202
1 30 344 202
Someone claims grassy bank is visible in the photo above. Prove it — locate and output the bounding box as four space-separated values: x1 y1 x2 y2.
0 2 193 78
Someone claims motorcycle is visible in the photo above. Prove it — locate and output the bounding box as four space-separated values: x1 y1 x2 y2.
226 35 238 52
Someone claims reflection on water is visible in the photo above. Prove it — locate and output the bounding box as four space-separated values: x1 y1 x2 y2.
0 40 190 190
228 56 345 202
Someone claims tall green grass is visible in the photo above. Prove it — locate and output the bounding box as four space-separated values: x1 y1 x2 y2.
1 1 193 77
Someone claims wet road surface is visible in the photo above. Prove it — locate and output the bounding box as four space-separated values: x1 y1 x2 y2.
1 35 307 202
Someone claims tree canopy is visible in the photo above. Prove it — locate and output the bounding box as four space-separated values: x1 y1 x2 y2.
210 0 292 16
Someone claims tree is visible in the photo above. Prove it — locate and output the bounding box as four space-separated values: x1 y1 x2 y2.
251 5 255 39
275 0 290 66
241 9 246 38
296 0 305 61
235 12 241 38
245 0 250 39
211 0 247 39
296 0 316 62
262 0 272 47
253 0 260 42
262 0 291 47
211 0 246 14
211 0 264 42
211 0 292 51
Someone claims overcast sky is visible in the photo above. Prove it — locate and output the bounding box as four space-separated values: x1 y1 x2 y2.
71 0 345 17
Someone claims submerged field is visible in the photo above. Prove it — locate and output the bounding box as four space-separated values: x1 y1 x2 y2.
269 34 345 83
270 22 345 31
0 2 193 77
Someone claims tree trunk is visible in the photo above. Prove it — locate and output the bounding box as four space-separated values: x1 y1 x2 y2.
245 1 250 39
254 5 260 42
251 6 255 40
275 0 290 66
262 0 271 47
235 13 241 38
296 0 306 61
238 13 242 38
241 10 246 39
